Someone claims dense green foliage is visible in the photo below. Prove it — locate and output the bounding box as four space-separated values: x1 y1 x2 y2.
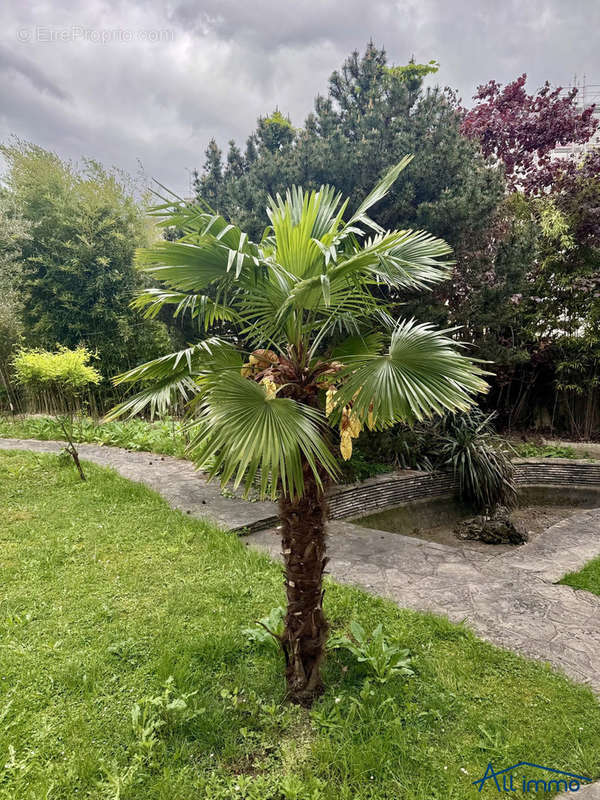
194 46 503 255
2 450 600 799
460 187 600 438
455 79 600 437
0 197 30 409
193 45 599 438
0 142 172 389
13 347 101 409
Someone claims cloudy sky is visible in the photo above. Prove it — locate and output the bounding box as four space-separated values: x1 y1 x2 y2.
1 0 599 194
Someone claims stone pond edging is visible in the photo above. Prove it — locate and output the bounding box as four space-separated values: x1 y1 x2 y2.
327 458 600 521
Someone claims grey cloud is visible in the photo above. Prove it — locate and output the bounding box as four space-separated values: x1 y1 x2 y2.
0 43 69 100
168 0 398 49
0 0 598 194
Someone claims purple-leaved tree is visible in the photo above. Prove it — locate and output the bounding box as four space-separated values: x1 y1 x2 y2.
462 74 598 193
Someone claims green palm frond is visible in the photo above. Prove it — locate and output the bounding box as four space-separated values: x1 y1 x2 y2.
108 155 489 500
114 339 241 384
107 340 242 420
106 372 200 420
149 198 255 253
266 185 348 278
134 238 260 290
131 288 240 329
284 228 452 317
330 332 384 359
341 155 414 237
333 320 490 427
330 229 454 288
188 373 339 499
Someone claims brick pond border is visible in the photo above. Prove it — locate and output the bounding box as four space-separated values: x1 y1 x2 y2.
327 458 600 521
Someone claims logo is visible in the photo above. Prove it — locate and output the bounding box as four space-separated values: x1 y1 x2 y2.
473 762 592 793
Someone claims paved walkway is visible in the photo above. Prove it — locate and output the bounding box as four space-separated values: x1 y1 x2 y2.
252 514 600 693
3 436 600 796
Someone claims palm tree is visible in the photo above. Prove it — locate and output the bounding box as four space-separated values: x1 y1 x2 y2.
109 157 488 706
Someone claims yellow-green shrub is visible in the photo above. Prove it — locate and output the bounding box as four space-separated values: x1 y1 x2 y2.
13 346 101 401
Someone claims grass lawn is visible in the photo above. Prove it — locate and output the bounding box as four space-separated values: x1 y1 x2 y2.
1 451 600 799
0 415 189 458
511 441 595 460
561 558 600 596
0 415 390 483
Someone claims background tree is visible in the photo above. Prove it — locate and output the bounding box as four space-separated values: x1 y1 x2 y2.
190 46 600 439
193 139 223 210
461 77 600 435
524 177 600 437
0 141 173 399
461 74 598 193
0 193 30 410
110 160 488 704
194 44 504 249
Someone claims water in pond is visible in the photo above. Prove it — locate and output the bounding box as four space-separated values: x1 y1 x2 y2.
353 486 600 551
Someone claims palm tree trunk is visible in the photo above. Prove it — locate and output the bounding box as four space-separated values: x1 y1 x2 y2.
278 465 329 707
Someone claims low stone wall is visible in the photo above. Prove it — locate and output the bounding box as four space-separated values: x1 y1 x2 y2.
327 458 600 521
514 458 600 487
328 470 455 520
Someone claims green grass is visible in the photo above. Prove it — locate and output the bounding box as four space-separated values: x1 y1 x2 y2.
1 451 600 799
0 415 388 483
0 415 189 458
561 558 600 596
512 441 591 460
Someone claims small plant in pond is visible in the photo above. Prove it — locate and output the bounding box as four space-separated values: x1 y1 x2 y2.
329 621 415 684
435 411 517 512
13 347 101 480
392 410 516 513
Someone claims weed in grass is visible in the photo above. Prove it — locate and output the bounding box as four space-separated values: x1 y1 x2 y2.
328 621 415 684
243 606 285 651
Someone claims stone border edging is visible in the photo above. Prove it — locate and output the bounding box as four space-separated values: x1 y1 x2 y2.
327 458 600 521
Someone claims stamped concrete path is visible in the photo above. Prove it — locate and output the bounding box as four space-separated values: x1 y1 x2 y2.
2 437 600 796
